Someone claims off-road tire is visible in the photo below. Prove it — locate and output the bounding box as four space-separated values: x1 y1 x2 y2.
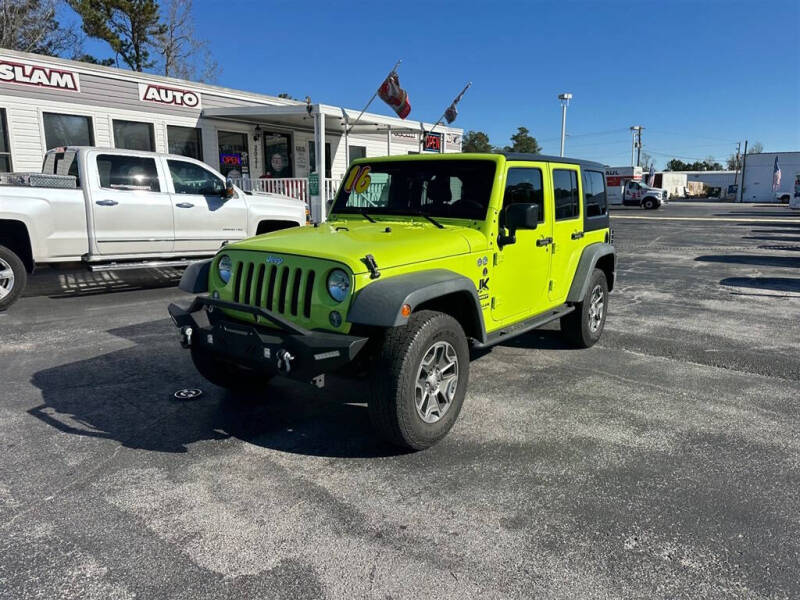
642 197 657 210
561 269 608 348
368 310 469 450
190 344 273 394
0 245 26 311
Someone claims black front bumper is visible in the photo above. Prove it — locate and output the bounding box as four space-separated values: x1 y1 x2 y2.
168 296 368 382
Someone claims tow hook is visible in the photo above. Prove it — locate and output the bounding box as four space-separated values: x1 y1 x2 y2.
276 349 295 373
180 326 193 348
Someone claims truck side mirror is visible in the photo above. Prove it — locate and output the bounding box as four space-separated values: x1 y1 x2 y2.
498 203 539 248
223 178 235 199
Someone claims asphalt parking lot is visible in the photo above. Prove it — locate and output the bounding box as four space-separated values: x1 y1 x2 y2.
1 201 798 599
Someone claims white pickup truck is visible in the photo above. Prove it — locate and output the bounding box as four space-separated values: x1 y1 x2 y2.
0 146 306 309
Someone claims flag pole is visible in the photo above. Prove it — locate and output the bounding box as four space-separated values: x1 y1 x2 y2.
428 81 471 134
348 59 402 133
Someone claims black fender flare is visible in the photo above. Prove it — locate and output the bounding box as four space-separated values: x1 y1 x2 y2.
566 243 616 303
347 269 486 338
179 259 212 293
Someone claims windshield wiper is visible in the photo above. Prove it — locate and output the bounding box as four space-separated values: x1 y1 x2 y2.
413 211 444 229
359 208 377 223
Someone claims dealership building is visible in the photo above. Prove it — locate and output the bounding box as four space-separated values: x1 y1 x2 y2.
0 49 463 200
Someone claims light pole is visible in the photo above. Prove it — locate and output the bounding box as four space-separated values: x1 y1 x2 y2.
630 125 643 166
558 93 572 157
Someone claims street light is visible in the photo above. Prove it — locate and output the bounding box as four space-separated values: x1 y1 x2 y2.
558 93 572 157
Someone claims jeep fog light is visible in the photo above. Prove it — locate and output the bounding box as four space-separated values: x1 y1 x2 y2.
327 269 350 302
218 255 232 284
329 310 342 328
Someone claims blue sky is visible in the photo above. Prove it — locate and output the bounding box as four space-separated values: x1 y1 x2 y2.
65 0 799 168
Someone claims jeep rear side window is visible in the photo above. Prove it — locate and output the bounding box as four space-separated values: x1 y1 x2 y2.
553 169 579 220
583 170 607 216
504 168 544 223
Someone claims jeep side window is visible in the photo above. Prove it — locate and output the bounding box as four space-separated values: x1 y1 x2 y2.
583 170 607 217
503 168 544 225
553 169 580 220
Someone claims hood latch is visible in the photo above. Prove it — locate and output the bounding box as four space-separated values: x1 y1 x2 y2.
361 254 381 279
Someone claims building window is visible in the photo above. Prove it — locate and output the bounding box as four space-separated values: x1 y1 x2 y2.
552 169 580 220
167 160 224 195
43 113 94 150
349 145 367 163
0 109 12 172
113 120 155 151
96 154 161 192
504 168 544 223
168 126 203 160
583 170 607 217
217 130 250 179
308 141 332 176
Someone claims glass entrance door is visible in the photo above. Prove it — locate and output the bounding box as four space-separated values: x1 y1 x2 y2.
218 131 250 179
262 132 293 178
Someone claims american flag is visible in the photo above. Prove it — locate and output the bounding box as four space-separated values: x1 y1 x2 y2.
378 72 411 119
772 156 781 191
648 164 655 186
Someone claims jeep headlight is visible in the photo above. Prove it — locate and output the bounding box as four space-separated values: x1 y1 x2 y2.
327 269 350 303
217 254 232 284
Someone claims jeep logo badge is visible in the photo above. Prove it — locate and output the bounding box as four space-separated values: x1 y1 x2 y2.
266 256 283 265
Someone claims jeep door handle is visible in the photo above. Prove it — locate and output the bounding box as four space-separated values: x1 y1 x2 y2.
95 199 118 206
536 237 553 247
176 202 194 208
571 231 584 240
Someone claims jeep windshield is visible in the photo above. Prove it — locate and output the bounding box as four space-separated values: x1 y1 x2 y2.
331 159 496 221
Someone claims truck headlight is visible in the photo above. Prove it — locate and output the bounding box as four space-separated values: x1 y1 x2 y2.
218 255 232 284
327 269 350 303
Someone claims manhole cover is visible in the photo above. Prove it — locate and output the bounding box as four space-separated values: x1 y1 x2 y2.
174 388 203 400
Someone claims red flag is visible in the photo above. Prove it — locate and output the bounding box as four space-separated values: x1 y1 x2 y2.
378 72 411 119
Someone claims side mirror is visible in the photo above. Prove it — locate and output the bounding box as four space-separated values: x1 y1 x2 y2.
223 178 235 199
498 203 538 248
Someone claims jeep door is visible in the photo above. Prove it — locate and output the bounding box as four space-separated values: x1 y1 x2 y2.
165 158 247 253
490 164 553 323
549 165 584 302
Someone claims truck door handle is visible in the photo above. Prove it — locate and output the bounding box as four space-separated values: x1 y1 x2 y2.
176 202 194 208
571 231 584 240
536 237 553 247
95 199 118 206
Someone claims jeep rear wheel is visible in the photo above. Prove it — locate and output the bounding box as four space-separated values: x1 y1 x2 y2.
190 344 273 395
561 269 608 348
368 310 469 450
0 245 26 311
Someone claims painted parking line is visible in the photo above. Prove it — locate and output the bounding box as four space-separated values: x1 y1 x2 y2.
611 215 800 223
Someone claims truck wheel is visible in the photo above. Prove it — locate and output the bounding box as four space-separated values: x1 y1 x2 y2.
190 344 273 394
642 197 657 209
368 310 469 450
561 269 608 348
0 245 26 311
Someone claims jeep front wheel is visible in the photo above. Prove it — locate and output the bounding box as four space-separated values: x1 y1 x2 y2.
0 245 26 311
368 310 469 450
561 269 608 348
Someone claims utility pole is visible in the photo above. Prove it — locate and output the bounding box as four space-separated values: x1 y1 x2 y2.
739 140 748 203
558 93 572 157
630 126 643 167
732 141 741 197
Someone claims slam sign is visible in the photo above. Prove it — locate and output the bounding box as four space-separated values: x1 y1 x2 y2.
0 60 79 91
138 83 201 108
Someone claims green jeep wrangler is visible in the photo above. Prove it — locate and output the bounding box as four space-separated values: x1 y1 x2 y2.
169 153 615 450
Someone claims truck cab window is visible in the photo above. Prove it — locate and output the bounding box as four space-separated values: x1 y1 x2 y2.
503 168 544 224
96 154 161 192
167 160 225 195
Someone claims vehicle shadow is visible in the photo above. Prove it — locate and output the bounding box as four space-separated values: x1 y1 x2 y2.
28 320 408 459
735 222 800 229
742 235 800 242
24 266 182 299
720 277 800 293
695 255 800 268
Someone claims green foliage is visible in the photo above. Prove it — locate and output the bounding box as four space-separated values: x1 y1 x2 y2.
504 127 541 154
69 0 167 71
664 157 725 172
462 130 493 153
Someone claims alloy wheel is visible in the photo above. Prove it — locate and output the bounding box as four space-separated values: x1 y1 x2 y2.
0 257 14 300
588 284 605 333
414 340 459 424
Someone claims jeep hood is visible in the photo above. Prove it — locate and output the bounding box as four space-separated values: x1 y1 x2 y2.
226 218 487 274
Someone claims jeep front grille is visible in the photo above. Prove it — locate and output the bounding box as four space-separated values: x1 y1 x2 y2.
231 260 316 319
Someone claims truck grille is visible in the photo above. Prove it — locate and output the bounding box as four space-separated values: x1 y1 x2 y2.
231 260 316 320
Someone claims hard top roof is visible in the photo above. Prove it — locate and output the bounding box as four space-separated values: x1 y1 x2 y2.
501 152 606 170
